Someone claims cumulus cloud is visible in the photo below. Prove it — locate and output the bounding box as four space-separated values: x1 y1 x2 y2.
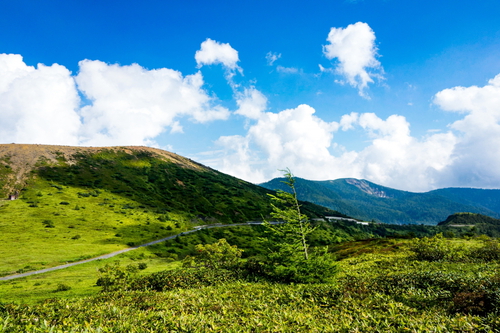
350 113 456 190
212 104 457 191
76 60 230 146
323 22 383 97
0 53 230 147
215 104 340 183
195 38 242 78
234 87 268 120
433 74 500 188
0 54 81 145
211 73 500 192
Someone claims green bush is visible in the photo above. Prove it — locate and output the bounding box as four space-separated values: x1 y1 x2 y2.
409 234 454 261
42 220 55 228
470 238 500 262
54 283 71 292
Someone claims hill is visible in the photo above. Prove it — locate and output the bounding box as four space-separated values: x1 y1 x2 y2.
260 177 500 224
438 212 500 237
0 144 341 276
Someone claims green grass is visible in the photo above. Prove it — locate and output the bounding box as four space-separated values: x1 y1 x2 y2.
0 179 187 276
0 247 180 304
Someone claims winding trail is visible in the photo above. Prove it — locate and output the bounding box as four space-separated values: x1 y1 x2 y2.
0 221 280 281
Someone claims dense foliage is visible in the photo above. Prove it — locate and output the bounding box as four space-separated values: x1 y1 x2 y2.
36 149 274 224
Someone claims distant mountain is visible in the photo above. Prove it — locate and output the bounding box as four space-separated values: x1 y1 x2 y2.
259 178 500 224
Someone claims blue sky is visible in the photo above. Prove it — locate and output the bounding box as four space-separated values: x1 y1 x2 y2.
1 0 500 191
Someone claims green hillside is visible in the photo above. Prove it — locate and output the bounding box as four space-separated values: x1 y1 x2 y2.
431 187 500 214
438 212 500 237
260 177 500 224
0 144 340 276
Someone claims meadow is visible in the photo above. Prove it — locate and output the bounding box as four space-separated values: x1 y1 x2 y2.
1 236 499 332
0 179 186 277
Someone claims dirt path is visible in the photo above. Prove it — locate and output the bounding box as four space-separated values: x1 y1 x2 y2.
0 221 278 281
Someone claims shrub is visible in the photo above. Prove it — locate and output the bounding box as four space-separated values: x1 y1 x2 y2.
96 262 139 292
42 220 55 228
409 234 458 262
132 268 239 292
55 284 71 292
470 238 500 262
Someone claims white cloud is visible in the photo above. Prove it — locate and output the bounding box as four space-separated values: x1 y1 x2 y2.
276 66 299 74
433 74 500 188
0 53 230 147
318 64 335 74
234 87 268 120
215 104 340 183
323 22 383 97
76 60 230 146
212 73 500 192
0 54 81 145
266 52 281 66
212 104 457 191
195 38 242 78
339 112 359 131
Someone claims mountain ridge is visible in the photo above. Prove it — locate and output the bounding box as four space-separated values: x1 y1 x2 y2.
260 177 500 224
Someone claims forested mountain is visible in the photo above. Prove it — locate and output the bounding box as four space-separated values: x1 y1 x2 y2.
260 177 500 224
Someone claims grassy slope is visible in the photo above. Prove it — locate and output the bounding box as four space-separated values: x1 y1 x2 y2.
0 181 185 276
0 144 342 276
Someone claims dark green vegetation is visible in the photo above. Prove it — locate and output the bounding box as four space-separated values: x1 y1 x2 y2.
260 177 500 224
438 212 500 237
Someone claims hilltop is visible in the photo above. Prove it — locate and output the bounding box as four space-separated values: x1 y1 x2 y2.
438 212 500 237
0 144 205 197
